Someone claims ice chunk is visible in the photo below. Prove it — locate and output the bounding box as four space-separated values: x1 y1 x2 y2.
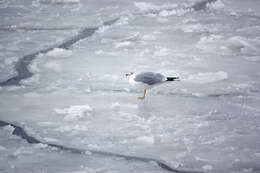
134 2 177 12
111 102 120 112
207 0 225 10
46 48 72 58
3 125 15 133
202 164 213 171
186 71 228 84
227 37 260 54
134 2 159 12
33 143 48 149
43 137 58 142
54 104 93 121
159 8 190 17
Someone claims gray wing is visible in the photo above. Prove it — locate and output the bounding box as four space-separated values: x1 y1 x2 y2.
134 72 165 85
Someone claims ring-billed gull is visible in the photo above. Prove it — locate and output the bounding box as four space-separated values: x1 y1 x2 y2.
125 72 179 99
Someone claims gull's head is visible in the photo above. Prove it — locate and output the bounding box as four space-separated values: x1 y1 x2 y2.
125 72 134 77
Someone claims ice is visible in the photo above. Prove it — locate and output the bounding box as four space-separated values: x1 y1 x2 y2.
0 145 7 151
186 71 228 84
1 0 260 172
202 164 213 171
54 104 93 121
207 0 225 10
46 48 73 58
44 61 63 72
136 136 155 144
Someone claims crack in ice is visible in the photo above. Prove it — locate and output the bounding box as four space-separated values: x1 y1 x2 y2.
0 120 203 173
0 0 219 87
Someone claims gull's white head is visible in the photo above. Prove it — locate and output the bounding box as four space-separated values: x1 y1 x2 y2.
125 72 137 86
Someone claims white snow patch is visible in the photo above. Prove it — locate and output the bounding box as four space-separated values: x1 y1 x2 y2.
38 0 80 4
55 124 88 132
134 2 177 12
43 137 58 142
54 0 80 4
45 61 62 72
46 48 72 58
0 145 7 151
207 0 225 10
4 56 18 65
3 125 15 133
154 46 170 56
243 56 260 62
101 74 119 81
94 50 103 55
198 35 223 45
116 16 130 25
97 25 110 33
136 136 155 144
111 102 120 112
24 92 41 98
54 104 93 121
202 164 213 171
186 71 228 84
33 143 48 149
134 2 159 12
13 147 33 156
227 37 260 54
20 74 40 85
114 41 133 49
141 34 156 41
159 8 190 17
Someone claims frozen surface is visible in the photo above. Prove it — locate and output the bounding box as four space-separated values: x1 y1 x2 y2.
1 0 260 172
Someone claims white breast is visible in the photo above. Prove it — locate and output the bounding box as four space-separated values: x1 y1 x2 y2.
129 74 150 90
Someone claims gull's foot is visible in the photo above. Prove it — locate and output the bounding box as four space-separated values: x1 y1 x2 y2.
138 96 145 99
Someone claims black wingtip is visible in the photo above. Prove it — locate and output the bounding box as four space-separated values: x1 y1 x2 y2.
166 77 180 81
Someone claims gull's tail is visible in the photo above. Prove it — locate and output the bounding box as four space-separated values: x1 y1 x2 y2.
166 77 180 81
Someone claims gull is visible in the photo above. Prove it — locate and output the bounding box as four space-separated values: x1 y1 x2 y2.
125 72 179 99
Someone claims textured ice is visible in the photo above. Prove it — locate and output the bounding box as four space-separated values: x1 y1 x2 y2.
46 48 73 58
186 71 228 84
206 0 225 10
54 104 93 121
1 0 260 172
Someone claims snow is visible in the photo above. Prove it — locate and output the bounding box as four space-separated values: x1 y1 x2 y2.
1 0 260 172
136 136 155 144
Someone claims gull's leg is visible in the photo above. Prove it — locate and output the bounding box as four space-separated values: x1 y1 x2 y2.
138 89 147 99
